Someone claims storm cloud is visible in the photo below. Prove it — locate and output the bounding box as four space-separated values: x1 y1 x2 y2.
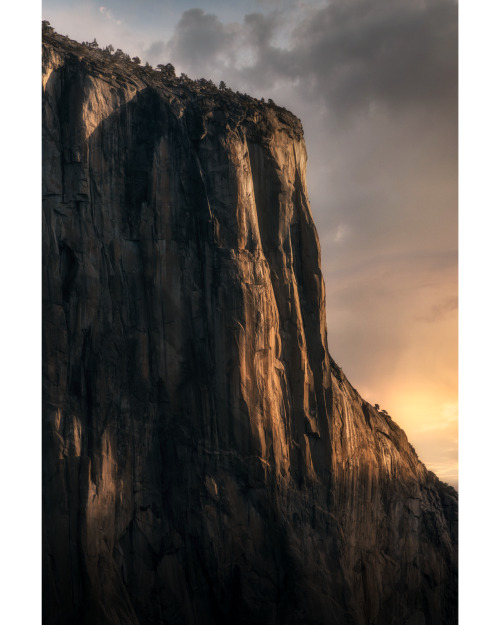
149 0 457 119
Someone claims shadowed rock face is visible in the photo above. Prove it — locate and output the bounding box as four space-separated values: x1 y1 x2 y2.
42 31 457 625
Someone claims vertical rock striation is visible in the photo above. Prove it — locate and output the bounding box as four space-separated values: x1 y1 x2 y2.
42 31 457 625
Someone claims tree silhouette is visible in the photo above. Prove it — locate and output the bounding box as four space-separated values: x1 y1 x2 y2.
157 63 176 78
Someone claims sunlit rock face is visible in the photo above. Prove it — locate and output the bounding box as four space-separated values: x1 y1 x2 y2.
42 30 457 625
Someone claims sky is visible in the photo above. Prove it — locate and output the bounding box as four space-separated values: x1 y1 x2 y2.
41 0 458 487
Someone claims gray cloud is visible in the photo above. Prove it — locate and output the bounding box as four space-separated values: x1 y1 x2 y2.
289 0 457 117
166 9 240 73
416 295 458 323
150 0 457 121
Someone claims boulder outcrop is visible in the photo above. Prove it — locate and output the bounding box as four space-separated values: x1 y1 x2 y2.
42 30 457 625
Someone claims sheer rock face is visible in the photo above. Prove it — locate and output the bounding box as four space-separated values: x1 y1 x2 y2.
42 33 457 625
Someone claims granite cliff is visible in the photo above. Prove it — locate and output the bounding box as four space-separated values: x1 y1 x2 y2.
42 28 458 625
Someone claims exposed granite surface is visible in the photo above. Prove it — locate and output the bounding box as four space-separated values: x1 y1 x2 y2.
42 30 457 625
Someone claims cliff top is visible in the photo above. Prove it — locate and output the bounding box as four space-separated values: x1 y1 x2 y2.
42 21 304 141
